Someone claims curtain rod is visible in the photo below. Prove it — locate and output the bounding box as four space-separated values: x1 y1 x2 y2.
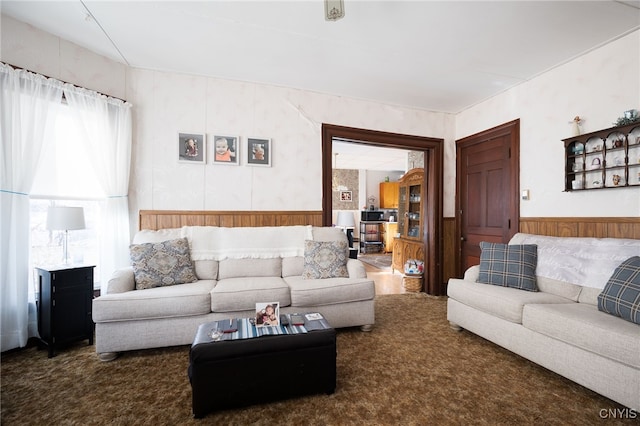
2 61 127 103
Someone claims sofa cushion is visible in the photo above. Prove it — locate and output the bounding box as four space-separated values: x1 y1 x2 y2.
302 240 349 279
478 242 538 291
193 259 219 280
577 286 601 306
211 277 291 312
282 256 304 277
311 226 348 242
217 258 281 280
447 279 573 324
284 276 375 307
598 256 640 325
93 280 215 322
522 302 640 369
130 238 198 290
536 275 582 302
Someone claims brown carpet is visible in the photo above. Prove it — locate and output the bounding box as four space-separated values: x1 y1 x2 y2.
1 294 632 425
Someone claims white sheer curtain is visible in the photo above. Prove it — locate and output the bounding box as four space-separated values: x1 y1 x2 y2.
0 63 64 351
63 84 132 292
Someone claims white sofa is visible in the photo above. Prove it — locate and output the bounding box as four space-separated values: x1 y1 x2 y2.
93 226 375 361
447 233 640 410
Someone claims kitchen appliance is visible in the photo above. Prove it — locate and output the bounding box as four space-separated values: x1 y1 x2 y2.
361 211 384 221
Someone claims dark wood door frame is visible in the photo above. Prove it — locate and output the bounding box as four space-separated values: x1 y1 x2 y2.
321 124 445 295
455 119 520 277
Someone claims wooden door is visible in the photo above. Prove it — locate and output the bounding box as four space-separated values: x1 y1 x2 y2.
456 120 520 274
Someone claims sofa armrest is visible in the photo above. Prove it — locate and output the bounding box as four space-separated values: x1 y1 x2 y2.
464 264 480 282
346 259 367 278
105 267 135 294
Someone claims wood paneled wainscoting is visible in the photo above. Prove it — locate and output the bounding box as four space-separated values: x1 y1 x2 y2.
519 217 640 239
443 217 457 284
138 210 323 231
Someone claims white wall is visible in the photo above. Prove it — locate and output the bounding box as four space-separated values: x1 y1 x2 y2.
363 170 404 210
125 68 454 231
3 14 638 232
0 15 127 100
1 15 455 235
457 30 640 217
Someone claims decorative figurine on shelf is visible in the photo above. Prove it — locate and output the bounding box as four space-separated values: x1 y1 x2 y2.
613 109 639 127
613 174 622 186
571 143 584 154
570 116 583 136
367 196 376 211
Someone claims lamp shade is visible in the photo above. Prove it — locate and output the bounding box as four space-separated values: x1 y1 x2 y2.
46 206 86 231
336 211 355 228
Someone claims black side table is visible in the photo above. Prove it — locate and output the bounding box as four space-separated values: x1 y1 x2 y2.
35 265 95 357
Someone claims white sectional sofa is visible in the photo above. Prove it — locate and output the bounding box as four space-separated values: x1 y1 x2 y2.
93 225 375 361
447 233 640 410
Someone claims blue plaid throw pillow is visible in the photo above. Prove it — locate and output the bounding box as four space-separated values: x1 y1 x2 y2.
598 256 640 325
478 242 538 291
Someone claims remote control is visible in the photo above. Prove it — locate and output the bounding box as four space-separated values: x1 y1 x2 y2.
280 314 289 326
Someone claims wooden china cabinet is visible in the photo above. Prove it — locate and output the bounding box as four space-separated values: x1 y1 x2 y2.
391 168 425 274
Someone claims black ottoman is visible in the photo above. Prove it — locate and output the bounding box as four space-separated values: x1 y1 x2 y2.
188 322 336 418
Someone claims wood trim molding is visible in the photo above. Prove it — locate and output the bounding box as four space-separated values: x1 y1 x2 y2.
139 210 323 231
321 123 446 295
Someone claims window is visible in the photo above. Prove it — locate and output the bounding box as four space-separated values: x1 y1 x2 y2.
29 101 105 290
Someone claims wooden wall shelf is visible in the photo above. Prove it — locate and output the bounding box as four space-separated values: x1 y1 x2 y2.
563 122 640 191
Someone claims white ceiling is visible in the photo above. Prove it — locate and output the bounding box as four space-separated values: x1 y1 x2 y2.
2 1 639 172
2 1 639 115
333 140 410 171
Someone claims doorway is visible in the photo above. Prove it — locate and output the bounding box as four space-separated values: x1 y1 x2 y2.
321 124 445 296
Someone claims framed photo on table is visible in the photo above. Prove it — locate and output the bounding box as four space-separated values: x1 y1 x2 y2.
255 302 280 327
178 132 205 164
247 138 271 167
212 135 239 165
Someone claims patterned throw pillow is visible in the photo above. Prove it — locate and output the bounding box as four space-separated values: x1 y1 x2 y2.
598 256 640 325
130 237 198 290
478 242 538 291
302 240 349 279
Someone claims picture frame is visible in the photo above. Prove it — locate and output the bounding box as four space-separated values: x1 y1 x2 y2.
212 135 239 165
340 190 352 202
178 132 205 164
247 137 271 167
255 302 280 328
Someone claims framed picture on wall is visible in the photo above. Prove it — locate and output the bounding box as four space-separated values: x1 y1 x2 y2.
247 137 271 167
178 132 205 164
212 135 239 165
340 191 352 202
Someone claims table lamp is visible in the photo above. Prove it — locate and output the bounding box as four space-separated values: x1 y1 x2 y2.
47 206 85 264
336 211 356 247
